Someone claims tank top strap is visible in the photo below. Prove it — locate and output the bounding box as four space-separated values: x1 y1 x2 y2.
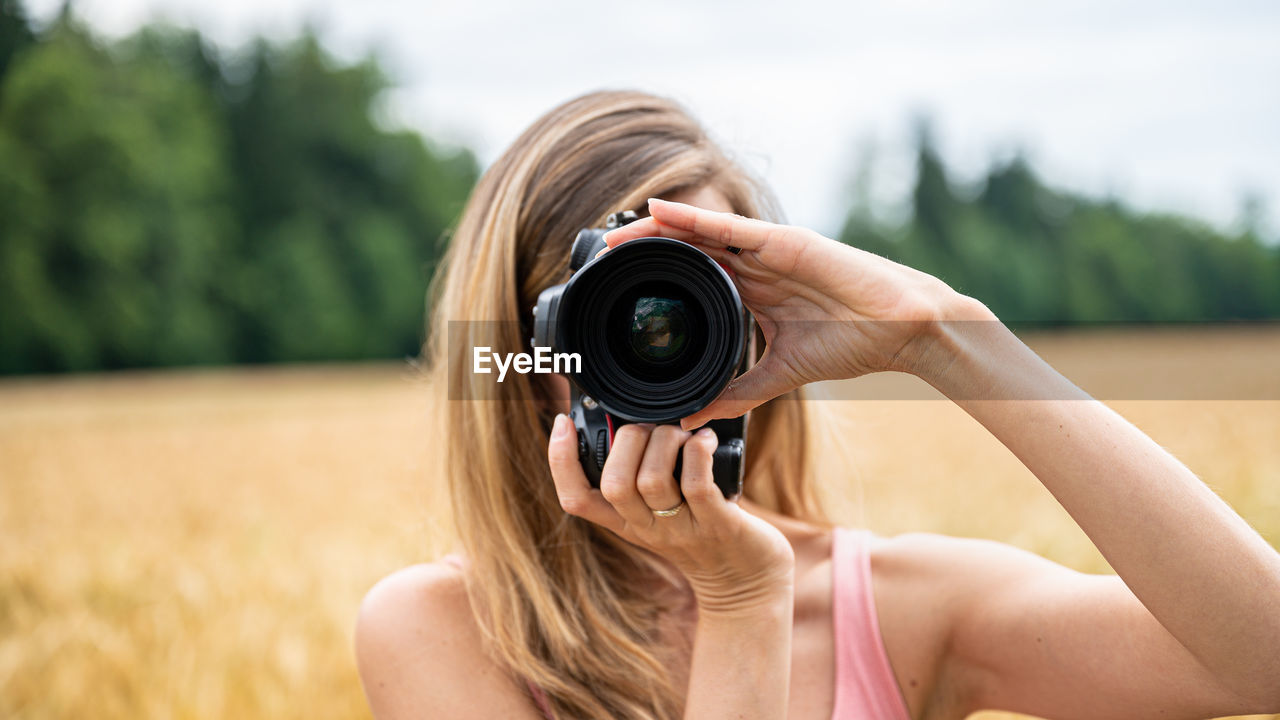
830 527 912 720
451 535 908 719
526 681 553 719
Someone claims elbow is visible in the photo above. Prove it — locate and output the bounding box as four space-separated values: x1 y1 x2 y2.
1244 562 1280 710
1260 666 1280 712
1207 621 1280 714
1243 689 1280 716
1222 659 1280 714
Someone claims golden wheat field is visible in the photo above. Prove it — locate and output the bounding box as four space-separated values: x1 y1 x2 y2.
2 326 1278 720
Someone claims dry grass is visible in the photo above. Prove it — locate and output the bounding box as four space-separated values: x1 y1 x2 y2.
1 327 1277 719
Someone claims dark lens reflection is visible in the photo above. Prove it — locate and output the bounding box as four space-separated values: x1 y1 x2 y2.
630 296 688 363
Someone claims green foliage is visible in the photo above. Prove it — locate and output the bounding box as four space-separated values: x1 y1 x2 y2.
0 19 234 372
0 5 477 374
840 128 1280 324
0 0 35 82
2 1 1275 375
210 34 477 362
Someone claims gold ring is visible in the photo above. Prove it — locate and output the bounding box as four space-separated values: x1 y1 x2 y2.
652 501 686 518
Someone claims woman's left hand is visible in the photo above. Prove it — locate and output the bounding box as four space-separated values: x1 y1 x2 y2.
602 198 993 429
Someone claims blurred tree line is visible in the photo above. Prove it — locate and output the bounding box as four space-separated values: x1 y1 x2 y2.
840 124 1280 323
0 1 478 374
1 3 1277 376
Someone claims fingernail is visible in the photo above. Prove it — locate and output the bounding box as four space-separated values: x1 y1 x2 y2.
696 427 715 439
679 418 695 431
552 413 569 438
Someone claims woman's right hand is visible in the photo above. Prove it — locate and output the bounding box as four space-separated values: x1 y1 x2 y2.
547 414 794 615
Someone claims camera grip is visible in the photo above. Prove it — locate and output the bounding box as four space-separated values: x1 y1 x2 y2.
571 401 745 500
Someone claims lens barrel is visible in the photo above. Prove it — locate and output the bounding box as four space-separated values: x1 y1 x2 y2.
540 236 746 423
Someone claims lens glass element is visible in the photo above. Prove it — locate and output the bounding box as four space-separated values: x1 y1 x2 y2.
606 282 704 383
630 296 688 363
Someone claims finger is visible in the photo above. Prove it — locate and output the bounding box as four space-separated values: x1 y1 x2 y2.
601 215 717 249
636 425 691 513
680 353 798 431
598 423 658 527
598 222 741 271
680 427 736 523
547 414 624 534
647 198 793 252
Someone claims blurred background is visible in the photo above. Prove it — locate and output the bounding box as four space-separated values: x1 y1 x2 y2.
1 1 1277 718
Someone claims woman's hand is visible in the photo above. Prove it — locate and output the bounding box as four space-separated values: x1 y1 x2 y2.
547 414 794 615
602 198 994 428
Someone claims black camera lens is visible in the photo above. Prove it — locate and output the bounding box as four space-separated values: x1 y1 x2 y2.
553 237 747 423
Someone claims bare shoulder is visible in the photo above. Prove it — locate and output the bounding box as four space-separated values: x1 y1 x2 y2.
867 533 1269 718
355 562 542 720
870 531 1067 587
869 530 1097 631
868 531 1081 645
355 562 472 669
865 532 1076 716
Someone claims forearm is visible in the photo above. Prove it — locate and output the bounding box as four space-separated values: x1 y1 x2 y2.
917 306 1280 699
683 595 793 720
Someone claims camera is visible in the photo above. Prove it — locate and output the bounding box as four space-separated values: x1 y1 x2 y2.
532 211 750 499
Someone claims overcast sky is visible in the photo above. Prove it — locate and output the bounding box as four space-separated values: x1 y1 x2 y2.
27 0 1280 238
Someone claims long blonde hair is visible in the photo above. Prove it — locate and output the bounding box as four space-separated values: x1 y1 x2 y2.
423 89 825 719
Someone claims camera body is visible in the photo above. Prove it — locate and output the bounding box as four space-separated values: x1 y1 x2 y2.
532 211 750 498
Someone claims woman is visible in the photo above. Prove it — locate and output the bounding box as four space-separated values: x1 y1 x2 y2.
355 90 1280 719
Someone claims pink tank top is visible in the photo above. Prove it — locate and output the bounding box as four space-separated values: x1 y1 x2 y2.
442 527 910 719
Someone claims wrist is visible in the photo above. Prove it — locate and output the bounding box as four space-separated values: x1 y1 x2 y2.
906 294 1084 403
896 291 995 382
694 584 793 622
688 567 795 619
